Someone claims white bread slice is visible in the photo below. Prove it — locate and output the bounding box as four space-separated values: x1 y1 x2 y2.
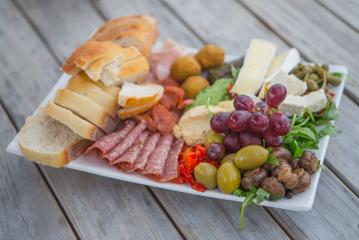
85 46 141 81
118 82 164 108
54 89 117 134
100 56 149 86
66 73 118 118
45 102 104 141
92 81 120 99
19 110 91 167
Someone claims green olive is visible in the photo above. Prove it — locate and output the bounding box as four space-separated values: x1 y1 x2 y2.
234 145 269 170
204 130 224 147
217 161 241 194
220 153 236 165
307 79 319 91
194 163 218 189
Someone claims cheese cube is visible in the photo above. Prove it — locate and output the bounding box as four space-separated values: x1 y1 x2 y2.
278 95 307 116
271 71 307 95
304 89 328 113
230 39 276 95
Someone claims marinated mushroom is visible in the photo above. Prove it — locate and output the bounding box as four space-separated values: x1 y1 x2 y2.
273 147 292 162
261 177 285 200
298 150 319 174
290 168 311 194
241 168 267 190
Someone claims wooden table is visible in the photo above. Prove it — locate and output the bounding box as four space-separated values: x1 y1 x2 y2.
1 0 359 239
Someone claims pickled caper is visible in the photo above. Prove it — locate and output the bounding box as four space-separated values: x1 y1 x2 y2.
327 75 342 86
307 79 319 91
234 145 269 170
194 163 218 189
217 161 241 194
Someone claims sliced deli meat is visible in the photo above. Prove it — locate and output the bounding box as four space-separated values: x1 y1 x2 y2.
141 134 174 176
152 104 177 135
104 121 147 164
115 130 149 168
87 120 136 155
131 132 161 172
153 139 184 182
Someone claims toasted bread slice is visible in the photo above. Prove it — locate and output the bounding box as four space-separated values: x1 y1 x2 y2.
92 81 120 99
118 82 164 108
19 110 91 167
45 102 104 141
66 73 118 117
54 89 117 134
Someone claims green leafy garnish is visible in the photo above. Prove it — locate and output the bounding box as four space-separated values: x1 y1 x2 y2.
233 187 270 230
332 72 343 78
205 97 215 117
186 78 234 111
266 147 280 166
231 65 240 79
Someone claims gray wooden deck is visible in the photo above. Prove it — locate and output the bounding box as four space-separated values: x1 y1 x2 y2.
1 0 359 239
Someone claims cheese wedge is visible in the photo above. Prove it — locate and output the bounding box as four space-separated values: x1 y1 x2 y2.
230 39 276 95
118 82 164 108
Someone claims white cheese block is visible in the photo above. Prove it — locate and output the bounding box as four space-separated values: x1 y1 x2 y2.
304 89 328 113
230 39 276 95
278 89 328 116
278 95 307 116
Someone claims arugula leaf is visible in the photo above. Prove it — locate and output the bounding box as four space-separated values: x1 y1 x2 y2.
318 123 339 138
205 97 215 117
255 188 270 204
332 72 343 78
266 147 280 166
231 65 240 79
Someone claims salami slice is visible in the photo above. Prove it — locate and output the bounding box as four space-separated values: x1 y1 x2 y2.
114 131 149 169
104 121 147 164
130 133 161 172
154 139 184 182
87 120 135 155
141 134 174 176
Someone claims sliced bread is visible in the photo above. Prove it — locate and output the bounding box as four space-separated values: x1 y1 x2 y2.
45 102 104 141
92 80 120 99
19 110 91 167
66 73 118 117
54 89 117 134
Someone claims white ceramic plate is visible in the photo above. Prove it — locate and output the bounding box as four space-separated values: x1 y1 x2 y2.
6 44 347 211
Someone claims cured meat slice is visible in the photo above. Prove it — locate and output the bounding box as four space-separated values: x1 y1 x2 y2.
87 120 135 155
154 139 184 182
104 121 147 164
160 86 184 110
131 133 161 172
141 134 174 176
114 130 149 169
152 104 176 135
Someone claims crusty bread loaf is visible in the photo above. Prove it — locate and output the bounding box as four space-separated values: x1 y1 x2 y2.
45 102 104 141
19 110 91 167
62 41 122 75
54 89 117 134
66 73 118 117
90 15 158 58
92 81 120 99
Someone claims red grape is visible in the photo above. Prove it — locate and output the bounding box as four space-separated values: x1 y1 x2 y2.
234 95 255 112
207 143 225 161
239 131 262 147
269 112 291 136
224 132 241 153
210 112 229 133
263 129 283 147
255 101 269 114
227 110 251 132
248 112 269 133
265 84 287 107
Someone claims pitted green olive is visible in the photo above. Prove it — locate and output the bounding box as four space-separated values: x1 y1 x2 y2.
194 163 217 189
217 161 241 194
234 145 269 170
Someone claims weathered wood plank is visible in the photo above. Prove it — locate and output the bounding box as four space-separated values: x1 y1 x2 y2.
317 0 359 31
0 110 76 239
241 0 359 104
3 0 182 239
161 0 359 238
269 167 359 240
92 0 290 238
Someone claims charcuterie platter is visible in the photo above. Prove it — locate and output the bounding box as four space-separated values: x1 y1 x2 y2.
6 15 346 228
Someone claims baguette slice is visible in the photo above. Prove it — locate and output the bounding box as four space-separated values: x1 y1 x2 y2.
118 82 164 108
19 110 91 167
66 73 118 117
54 89 117 134
45 102 104 141
92 81 120 99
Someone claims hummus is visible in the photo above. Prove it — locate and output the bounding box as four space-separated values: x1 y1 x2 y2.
173 102 233 146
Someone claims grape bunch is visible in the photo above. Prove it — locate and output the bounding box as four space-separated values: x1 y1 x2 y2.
208 84 290 158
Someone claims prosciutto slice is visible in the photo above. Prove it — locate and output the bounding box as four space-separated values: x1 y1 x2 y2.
154 139 184 182
140 134 174 176
104 121 147 164
130 133 161 172
87 120 136 155
114 131 149 169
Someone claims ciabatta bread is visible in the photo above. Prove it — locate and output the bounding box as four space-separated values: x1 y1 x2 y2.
19 110 91 167
54 89 117 134
45 102 104 141
66 73 118 117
